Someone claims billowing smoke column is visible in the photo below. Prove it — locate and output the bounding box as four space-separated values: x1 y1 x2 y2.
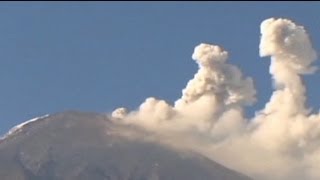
174 44 256 130
111 18 320 180
253 18 317 151
113 43 256 134
259 18 317 116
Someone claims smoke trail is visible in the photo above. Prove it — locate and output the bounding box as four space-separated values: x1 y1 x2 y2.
259 18 317 116
111 18 320 180
113 43 255 134
253 18 317 151
202 18 320 180
174 44 256 131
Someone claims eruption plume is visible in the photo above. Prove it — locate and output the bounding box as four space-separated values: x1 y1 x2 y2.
112 18 320 180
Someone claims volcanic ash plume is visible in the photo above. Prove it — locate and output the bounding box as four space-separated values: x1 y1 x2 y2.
247 18 320 180
113 43 256 134
253 18 318 149
174 44 256 127
112 18 320 180
259 18 317 116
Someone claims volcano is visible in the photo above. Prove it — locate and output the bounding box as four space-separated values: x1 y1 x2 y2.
0 111 251 180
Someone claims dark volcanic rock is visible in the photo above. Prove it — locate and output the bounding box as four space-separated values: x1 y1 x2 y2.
0 111 251 180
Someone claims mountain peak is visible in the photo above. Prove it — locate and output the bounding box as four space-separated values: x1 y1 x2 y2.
1 114 50 141
0 111 251 180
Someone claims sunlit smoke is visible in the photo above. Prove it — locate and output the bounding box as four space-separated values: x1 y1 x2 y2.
111 17 320 180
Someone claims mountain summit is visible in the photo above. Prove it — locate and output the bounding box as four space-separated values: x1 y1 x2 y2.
0 111 251 180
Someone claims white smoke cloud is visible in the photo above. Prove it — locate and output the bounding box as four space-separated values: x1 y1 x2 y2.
111 18 320 180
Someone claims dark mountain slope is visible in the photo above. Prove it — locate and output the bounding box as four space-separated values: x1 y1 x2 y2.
0 111 251 180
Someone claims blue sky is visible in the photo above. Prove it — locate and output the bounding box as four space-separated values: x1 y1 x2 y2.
0 2 319 135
